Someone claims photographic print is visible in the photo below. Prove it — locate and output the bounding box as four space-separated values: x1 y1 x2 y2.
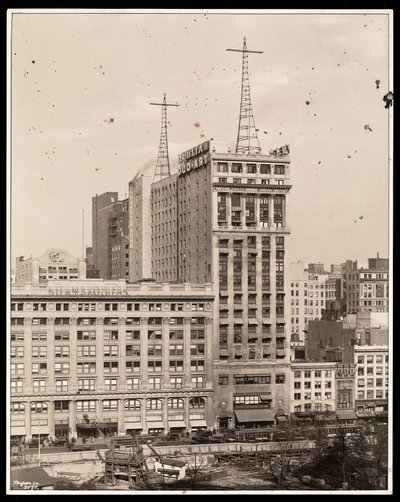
7 9 392 494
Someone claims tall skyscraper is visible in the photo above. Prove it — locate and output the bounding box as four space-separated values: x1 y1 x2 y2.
152 139 293 428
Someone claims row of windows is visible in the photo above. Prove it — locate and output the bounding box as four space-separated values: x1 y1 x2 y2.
11 397 206 414
357 354 388 364
11 316 207 326
294 404 333 412
357 366 388 376
11 359 206 376
294 381 332 389
294 392 332 400
357 389 388 399
293 370 332 379
11 329 205 343
11 374 207 394
216 162 286 175
11 303 208 312
219 374 285 385
357 378 388 387
11 343 205 359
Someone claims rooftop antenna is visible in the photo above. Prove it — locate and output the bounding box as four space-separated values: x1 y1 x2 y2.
227 37 263 155
150 93 179 183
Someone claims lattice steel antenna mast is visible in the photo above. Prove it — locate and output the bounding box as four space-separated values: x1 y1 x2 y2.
227 37 263 155
150 93 179 183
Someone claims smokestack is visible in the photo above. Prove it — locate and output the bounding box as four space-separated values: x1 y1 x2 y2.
377 251 379 258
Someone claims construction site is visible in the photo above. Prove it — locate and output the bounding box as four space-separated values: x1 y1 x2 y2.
11 427 326 491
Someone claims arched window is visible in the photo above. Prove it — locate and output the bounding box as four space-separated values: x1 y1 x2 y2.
125 399 141 411
189 397 205 408
146 398 163 411
30 402 48 414
168 398 184 409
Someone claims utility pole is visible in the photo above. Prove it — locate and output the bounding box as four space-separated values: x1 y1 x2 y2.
227 37 263 155
150 93 179 183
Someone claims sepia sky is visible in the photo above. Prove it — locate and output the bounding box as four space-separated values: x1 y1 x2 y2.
9 9 392 269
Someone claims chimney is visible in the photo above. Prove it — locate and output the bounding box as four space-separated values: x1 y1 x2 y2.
377 252 379 258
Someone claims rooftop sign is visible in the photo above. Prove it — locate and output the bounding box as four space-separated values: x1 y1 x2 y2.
270 144 290 157
178 140 210 175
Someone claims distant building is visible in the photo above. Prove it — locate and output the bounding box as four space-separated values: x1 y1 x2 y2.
151 173 178 282
85 246 100 279
109 198 129 280
289 261 329 341
128 171 152 282
307 263 327 275
15 249 86 284
330 264 343 275
291 361 337 414
354 345 388 419
92 192 129 280
344 254 389 314
306 314 388 364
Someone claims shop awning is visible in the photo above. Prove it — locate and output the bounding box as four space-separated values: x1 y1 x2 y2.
147 422 164 428
336 410 357 420
315 412 337 422
168 421 187 428
10 467 56 490
190 420 208 427
76 423 97 429
234 409 275 423
125 422 143 429
259 395 272 401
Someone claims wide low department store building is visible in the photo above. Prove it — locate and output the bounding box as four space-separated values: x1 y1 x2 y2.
10 279 215 441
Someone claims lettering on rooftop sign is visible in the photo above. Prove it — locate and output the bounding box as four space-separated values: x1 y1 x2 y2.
178 140 210 175
269 144 290 157
48 286 128 296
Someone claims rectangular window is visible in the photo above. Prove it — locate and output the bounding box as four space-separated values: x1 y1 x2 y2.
32 346 47 358
11 380 23 393
191 360 205 372
192 376 205 388
54 362 70 374
78 379 95 391
76 400 96 412
104 330 119 341
149 377 162 389
275 374 285 384
104 361 119 373
148 344 163 357
148 360 162 372
126 361 140 373
56 379 68 392
126 345 141 357
33 380 46 393
104 345 119 357
104 378 118 390
126 377 140 390
169 360 184 372
54 346 70 358
11 346 24 358
77 331 96 341
32 362 47 374
77 345 96 357
77 362 96 374
219 375 229 385
54 400 69 412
